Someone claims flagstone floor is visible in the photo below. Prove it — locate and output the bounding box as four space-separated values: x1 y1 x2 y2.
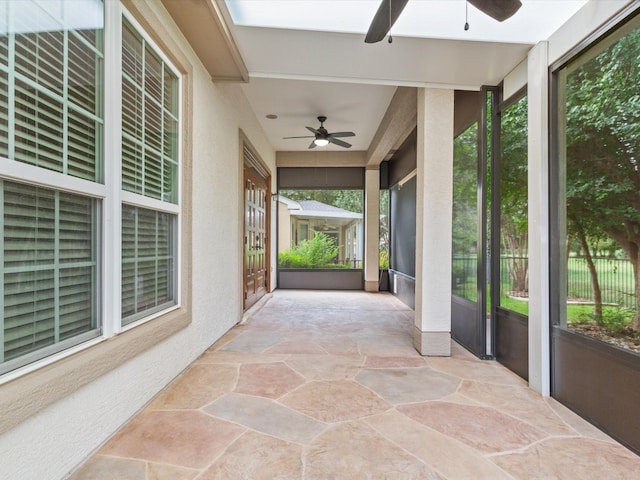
69 290 640 479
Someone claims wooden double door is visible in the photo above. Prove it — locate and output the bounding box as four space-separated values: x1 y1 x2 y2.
243 165 270 310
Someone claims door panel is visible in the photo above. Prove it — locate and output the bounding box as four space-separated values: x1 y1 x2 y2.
451 89 493 359
244 167 269 309
494 93 529 377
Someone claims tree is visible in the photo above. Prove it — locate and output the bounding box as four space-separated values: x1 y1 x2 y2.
452 123 480 298
279 189 363 213
453 123 479 255
379 189 389 268
569 215 603 320
500 96 529 294
564 26 640 328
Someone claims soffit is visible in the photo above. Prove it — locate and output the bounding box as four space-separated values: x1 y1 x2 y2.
161 0 248 81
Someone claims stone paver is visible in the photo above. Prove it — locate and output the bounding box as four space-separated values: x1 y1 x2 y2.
69 290 640 479
356 366 460 404
204 392 325 444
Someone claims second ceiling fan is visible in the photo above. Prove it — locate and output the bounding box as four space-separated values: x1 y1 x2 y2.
283 116 355 149
364 0 523 44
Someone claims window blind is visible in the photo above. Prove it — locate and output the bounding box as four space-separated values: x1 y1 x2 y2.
2 180 97 363
121 18 178 204
121 205 174 325
0 5 104 182
120 15 179 324
0 0 103 373
0 1 181 374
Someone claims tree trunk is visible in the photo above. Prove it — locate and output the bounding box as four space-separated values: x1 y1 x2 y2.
575 221 603 320
606 228 640 331
501 218 528 295
510 258 528 293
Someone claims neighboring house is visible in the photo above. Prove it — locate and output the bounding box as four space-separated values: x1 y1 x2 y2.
277 197 363 267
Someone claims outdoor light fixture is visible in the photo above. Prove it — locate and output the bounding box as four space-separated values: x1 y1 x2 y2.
314 137 330 147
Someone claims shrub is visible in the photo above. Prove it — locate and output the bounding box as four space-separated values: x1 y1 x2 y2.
595 307 635 334
379 249 389 269
278 233 340 268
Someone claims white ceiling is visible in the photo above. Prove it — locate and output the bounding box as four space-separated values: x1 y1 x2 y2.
219 0 589 154
241 77 396 151
225 0 588 44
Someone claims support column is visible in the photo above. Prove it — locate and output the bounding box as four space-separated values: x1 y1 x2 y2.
364 167 380 292
528 41 551 395
414 88 454 356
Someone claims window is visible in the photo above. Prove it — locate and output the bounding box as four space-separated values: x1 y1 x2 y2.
555 13 640 352
120 17 179 325
499 95 528 315
121 205 175 322
452 122 479 301
2 182 98 367
0 0 103 373
0 0 181 375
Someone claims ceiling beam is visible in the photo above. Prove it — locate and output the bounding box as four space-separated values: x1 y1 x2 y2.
366 87 417 166
276 151 367 168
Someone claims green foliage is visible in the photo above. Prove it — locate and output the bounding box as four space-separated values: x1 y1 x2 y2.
500 96 529 234
578 306 635 334
279 189 363 213
335 190 364 214
452 123 479 257
597 308 634 334
562 23 640 328
499 96 530 294
379 249 389 269
379 189 390 268
452 263 466 286
499 294 529 316
278 232 341 269
568 308 595 325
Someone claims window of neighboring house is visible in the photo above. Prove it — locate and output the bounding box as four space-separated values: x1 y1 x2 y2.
0 0 181 375
297 221 309 243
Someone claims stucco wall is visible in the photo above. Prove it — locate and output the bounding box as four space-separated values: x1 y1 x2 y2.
0 1 275 479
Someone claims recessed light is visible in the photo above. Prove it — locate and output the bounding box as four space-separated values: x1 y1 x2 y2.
266 114 278 119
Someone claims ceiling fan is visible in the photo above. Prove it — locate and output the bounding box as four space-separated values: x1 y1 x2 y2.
364 0 523 44
283 116 355 149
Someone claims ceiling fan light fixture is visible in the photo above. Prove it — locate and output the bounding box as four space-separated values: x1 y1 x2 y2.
314 137 329 147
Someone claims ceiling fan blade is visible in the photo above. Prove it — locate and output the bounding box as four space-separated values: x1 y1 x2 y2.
283 135 314 139
329 137 352 149
329 131 355 138
308 140 317 149
468 0 522 22
364 0 409 44
306 126 320 135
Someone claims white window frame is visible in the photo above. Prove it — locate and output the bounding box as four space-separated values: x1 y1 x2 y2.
0 0 183 379
116 7 182 333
